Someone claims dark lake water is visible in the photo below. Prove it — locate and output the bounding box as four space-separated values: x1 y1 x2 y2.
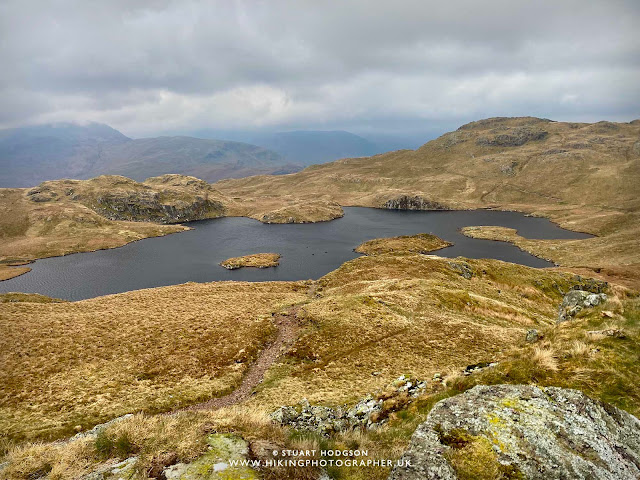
0 207 592 301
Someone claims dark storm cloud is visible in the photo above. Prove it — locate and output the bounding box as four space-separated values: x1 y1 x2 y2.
1 0 638 136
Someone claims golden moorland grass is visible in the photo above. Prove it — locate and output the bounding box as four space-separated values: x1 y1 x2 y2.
0 185 187 262
354 233 452 256
0 265 30 281
245 254 589 411
0 281 309 441
0 251 584 443
220 253 281 270
2 257 638 480
461 225 640 270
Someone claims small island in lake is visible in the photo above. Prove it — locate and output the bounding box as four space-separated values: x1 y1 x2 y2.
220 253 281 270
355 233 452 256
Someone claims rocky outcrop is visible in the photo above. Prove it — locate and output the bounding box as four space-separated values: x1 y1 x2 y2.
558 289 608 322
476 126 549 147
91 191 225 224
271 375 427 435
25 175 229 224
525 328 540 343
384 195 448 211
26 185 59 202
81 457 138 480
447 260 474 279
388 384 640 480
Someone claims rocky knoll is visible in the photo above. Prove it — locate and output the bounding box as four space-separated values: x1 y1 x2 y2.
388 384 640 480
27 174 228 224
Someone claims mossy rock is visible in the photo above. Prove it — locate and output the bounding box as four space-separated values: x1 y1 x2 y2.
164 434 259 480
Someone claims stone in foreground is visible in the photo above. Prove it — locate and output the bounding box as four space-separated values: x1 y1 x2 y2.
388 384 640 480
164 434 258 479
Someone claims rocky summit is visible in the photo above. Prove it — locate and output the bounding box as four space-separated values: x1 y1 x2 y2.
388 384 640 480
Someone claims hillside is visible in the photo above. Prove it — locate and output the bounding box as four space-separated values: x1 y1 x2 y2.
0 123 298 187
216 117 640 270
1 247 638 479
0 175 228 261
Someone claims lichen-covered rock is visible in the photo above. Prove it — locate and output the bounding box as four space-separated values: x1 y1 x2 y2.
525 328 540 343
568 275 608 294
81 457 138 480
271 375 427 435
388 384 640 480
72 414 134 441
558 289 608 322
163 434 258 480
384 195 449 211
447 261 474 279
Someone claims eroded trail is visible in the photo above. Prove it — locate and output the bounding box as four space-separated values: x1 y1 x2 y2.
177 310 300 412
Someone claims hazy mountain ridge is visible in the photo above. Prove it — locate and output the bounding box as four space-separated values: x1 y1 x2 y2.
188 129 397 165
0 123 298 187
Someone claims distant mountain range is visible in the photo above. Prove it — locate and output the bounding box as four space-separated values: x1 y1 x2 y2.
185 129 433 165
0 123 299 187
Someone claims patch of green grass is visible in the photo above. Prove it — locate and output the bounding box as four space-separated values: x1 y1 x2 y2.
94 430 137 460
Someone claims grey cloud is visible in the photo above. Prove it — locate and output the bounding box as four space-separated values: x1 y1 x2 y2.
0 0 638 137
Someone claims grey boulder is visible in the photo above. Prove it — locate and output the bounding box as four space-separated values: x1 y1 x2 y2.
388 384 640 480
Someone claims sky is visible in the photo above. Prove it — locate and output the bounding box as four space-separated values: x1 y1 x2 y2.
0 0 639 139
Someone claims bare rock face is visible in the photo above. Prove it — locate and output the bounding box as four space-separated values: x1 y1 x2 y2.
388 384 640 480
384 195 448 211
91 190 225 224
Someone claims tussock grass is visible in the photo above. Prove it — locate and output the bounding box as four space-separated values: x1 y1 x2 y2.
246 255 576 410
0 281 308 441
1 247 638 479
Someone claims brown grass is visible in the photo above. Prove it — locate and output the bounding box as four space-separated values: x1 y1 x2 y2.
244 254 577 410
0 265 31 281
0 280 640 480
0 281 308 441
220 253 281 269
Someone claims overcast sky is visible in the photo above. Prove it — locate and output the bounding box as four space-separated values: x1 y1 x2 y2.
1 0 638 138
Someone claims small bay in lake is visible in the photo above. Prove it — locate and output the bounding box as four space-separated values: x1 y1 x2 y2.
0 207 591 300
